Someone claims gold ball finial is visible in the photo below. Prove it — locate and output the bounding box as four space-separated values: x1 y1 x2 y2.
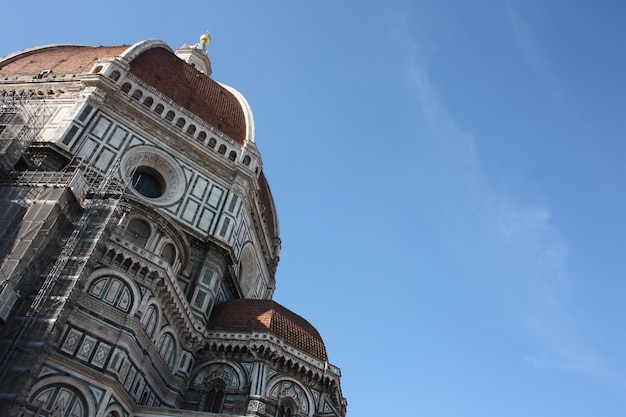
200 32 211 46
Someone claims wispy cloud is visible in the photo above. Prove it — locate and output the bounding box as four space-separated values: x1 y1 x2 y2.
496 204 568 272
392 14 616 384
504 0 564 104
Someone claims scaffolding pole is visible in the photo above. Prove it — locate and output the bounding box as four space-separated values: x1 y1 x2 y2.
0 158 124 382
0 93 49 174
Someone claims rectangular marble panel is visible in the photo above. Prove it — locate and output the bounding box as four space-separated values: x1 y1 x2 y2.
94 147 116 172
91 342 111 369
124 366 137 391
76 334 97 361
90 116 112 138
108 126 129 149
182 199 200 223
191 176 209 199
61 328 83 355
207 185 224 208
78 137 100 161
197 208 215 233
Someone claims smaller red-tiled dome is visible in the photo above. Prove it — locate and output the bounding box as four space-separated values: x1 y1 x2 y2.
209 299 327 362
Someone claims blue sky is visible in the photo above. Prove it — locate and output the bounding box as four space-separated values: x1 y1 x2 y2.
2 1 626 416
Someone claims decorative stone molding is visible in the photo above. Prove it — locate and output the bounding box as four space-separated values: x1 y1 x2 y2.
120 145 186 206
246 399 266 415
203 331 342 388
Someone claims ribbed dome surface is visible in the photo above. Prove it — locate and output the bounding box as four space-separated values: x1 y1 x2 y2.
128 47 247 144
0 45 129 75
209 299 328 362
0 44 248 145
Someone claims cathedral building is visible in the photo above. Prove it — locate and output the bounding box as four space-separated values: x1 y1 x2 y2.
0 35 346 417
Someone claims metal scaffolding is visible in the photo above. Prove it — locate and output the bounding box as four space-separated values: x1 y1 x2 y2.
0 92 127 389
0 92 50 174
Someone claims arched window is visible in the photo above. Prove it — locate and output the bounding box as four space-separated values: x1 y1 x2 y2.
176 117 186 128
142 305 158 337
187 124 197 135
217 144 226 155
88 276 133 313
228 151 237 161
154 103 164 115
198 131 207 142
161 243 176 265
109 71 121 81
204 379 226 413
121 83 131 93
277 398 298 417
143 97 154 108
131 89 143 100
243 155 251 166
208 137 217 148
165 110 175 121
156 332 176 369
29 384 88 417
124 218 151 246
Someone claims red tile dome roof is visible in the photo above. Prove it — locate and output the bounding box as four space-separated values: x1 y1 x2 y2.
0 43 247 145
0 45 129 75
127 46 247 145
209 299 328 362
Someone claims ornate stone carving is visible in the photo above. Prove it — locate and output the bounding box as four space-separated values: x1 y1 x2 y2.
247 399 266 414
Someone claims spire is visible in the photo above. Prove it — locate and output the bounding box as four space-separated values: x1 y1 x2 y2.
175 32 213 76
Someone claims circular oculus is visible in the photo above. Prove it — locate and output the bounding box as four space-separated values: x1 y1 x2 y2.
121 146 185 205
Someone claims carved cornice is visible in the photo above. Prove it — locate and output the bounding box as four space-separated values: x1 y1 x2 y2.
100 237 203 347
202 331 341 389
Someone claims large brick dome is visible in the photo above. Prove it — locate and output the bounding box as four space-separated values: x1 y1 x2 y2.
0 43 247 145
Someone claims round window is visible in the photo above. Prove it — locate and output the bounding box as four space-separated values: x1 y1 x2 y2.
121 146 185 206
132 167 165 198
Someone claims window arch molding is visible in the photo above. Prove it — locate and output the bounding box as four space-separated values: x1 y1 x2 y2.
123 216 153 247
191 360 247 390
158 241 177 266
109 70 121 81
27 376 96 417
85 268 141 316
203 378 226 413
277 397 299 417
155 327 179 370
267 378 314 417
141 302 161 340
131 89 143 100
